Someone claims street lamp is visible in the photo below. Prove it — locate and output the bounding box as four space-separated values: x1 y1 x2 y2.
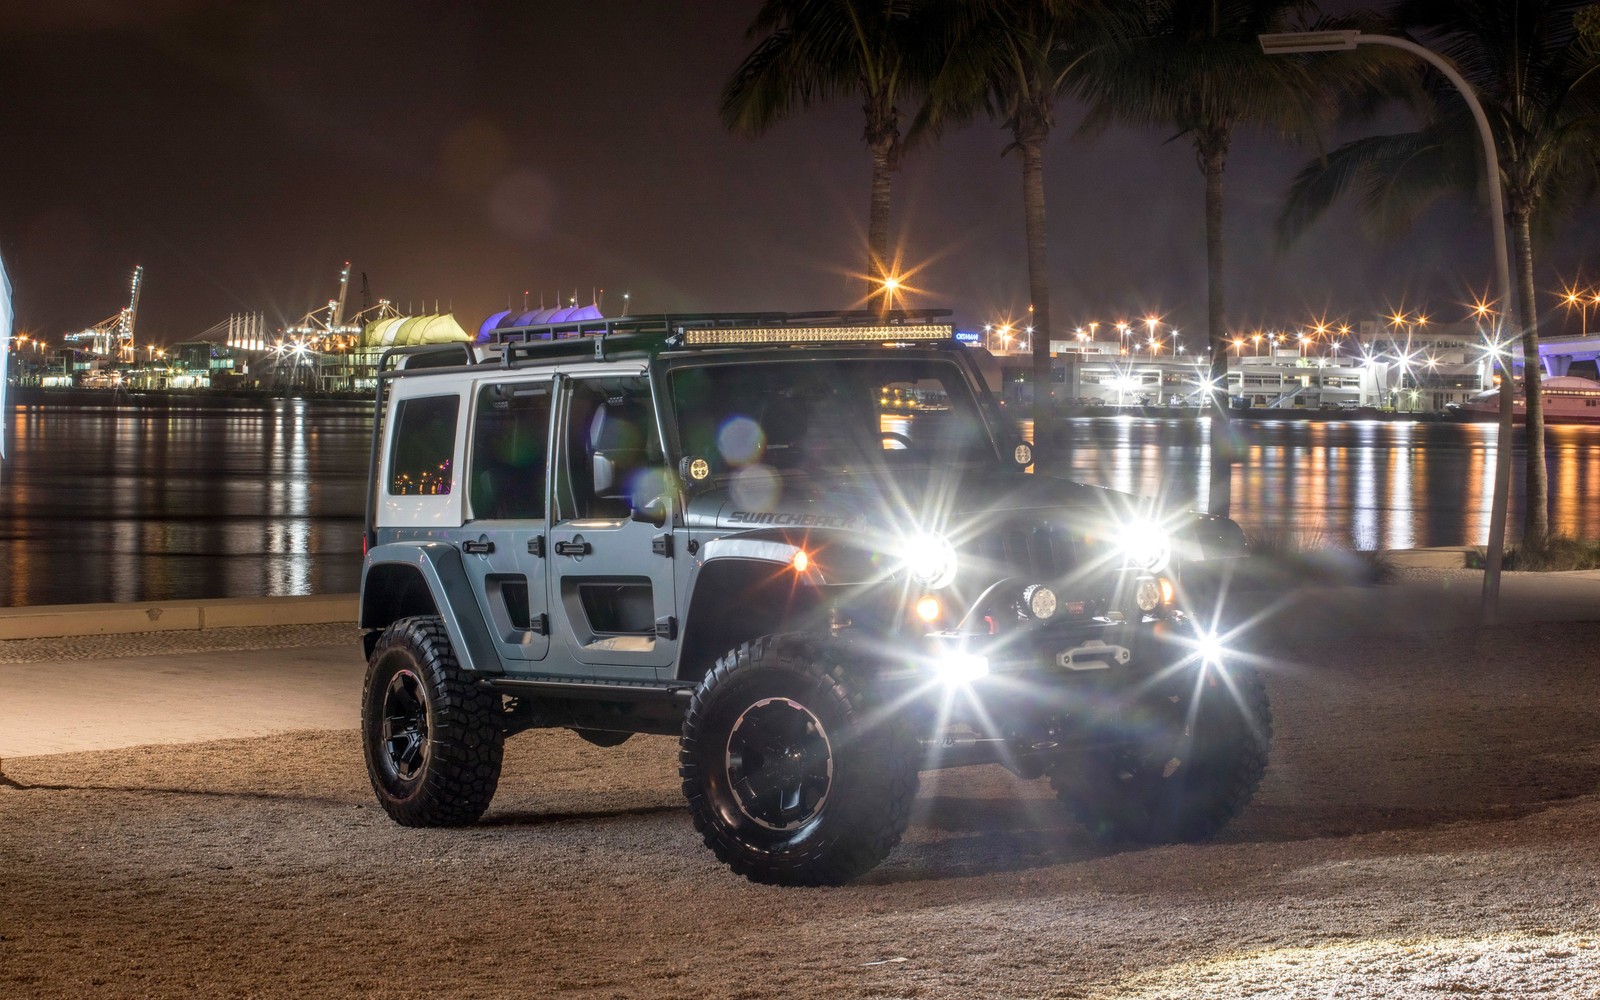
1560 286 1594 335
1261 27 1517 623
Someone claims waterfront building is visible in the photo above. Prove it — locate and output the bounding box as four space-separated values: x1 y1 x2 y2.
316 313 472 392
973 317 1491 413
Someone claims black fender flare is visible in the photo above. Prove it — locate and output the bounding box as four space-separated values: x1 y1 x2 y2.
360 542 503 675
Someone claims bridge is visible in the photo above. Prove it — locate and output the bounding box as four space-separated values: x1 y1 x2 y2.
1538 333 1600 377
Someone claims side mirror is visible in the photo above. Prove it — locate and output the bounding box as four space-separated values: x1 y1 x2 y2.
630 498 668 528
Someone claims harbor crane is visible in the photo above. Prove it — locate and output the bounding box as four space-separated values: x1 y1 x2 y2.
65 265 143 361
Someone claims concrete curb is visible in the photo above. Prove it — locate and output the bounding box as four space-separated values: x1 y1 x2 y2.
1385 546 1479 569
0 594 358 641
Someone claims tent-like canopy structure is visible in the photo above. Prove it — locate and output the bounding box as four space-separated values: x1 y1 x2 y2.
360 314 470 350
476 303 605 342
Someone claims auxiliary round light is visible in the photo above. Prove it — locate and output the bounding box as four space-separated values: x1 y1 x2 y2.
1013 442 1034 467
931 651 989 686
914 595 942 623
1194 630 1225 669
680 456 711 482
1021 584 1057 620
1135 577 1162 613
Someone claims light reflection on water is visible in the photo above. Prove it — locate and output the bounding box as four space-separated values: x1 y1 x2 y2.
1 400 369 607
4 406 1599 607
1022 416 1600 549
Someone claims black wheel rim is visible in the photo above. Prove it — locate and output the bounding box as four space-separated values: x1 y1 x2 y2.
724 697 834 832
381 668 430 783
1113 697 1190 785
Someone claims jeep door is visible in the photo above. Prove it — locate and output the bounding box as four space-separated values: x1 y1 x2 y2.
546 371 679 678
459 377 554 663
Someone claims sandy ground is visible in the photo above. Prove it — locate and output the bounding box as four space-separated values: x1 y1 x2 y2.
4 619 1600 998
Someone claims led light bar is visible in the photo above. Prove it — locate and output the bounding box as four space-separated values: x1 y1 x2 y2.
681 324 954 346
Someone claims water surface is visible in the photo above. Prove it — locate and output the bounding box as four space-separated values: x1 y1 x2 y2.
4 403 1597 606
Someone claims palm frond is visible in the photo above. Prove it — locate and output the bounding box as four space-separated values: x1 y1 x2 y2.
1278 133 1428 248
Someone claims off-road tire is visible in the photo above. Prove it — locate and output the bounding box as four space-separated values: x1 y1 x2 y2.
362 615 503 826
680 634 917 886
1051 662 1270 844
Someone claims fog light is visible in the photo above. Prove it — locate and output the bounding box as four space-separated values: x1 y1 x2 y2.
932 652 988 685
1021 584 1057 620
915 595 941 623
1135 577 1161 612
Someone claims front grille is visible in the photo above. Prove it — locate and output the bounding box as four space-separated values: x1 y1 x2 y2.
965 520 1114 622
970 522 1076 579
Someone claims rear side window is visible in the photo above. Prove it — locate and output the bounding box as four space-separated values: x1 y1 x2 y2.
388 395 460 495
470 383 552 519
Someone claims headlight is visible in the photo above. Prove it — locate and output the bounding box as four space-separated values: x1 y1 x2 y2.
1116 518 1171 572
902 532 958 590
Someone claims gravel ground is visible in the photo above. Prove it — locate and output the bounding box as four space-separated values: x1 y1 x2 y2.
4 620 1600 998
0 623 359 665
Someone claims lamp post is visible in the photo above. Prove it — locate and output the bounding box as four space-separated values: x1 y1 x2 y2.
1260 28 1517 624
1562 288 1593 336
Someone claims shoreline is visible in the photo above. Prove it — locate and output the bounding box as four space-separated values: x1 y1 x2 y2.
6 385 373 407
7 385 1458 420
0 593 358 641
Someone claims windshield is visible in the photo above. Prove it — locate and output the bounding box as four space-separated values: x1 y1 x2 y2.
670 357 998 477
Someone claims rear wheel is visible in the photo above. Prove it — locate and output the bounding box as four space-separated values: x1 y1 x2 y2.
362 616 503 826
1052 661 1270 844
680 634 917 886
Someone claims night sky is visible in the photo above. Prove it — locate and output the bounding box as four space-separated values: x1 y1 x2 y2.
2 1 1596 344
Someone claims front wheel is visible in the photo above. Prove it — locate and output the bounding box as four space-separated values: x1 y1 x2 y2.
362 616 504 826
1051 661 1271 844
679 634 917 886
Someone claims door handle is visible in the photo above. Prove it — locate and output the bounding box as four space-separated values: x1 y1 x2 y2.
554 540 592 557
462 539 494 554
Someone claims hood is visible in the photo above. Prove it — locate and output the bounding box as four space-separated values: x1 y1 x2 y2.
683 468 1122 530
681 467 1242 562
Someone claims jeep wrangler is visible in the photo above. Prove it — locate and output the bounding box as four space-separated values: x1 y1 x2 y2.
358 310 1267 886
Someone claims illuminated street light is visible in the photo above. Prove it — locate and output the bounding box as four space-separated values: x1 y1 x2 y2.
1559 285 1594 336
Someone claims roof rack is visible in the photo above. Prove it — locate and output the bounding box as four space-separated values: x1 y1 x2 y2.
483 309 955 364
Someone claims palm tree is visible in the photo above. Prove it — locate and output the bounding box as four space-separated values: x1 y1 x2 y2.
722 0 943 303
1280 0 1600 546
918 0 1099 465
1072 0 1404 516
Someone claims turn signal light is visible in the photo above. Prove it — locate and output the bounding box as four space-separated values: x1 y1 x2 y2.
1159 577 1175 605
915 595 942 623
791 550 811 574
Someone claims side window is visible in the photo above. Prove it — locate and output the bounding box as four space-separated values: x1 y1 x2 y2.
470 382 551 520
388 395 460 496
559 376 662 520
